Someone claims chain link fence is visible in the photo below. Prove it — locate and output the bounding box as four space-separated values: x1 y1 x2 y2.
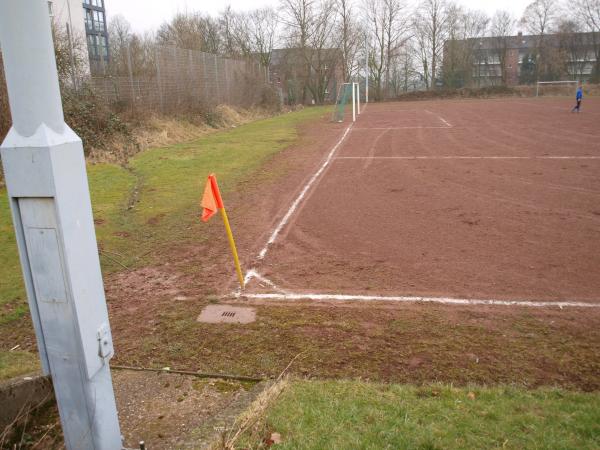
89 45 270 114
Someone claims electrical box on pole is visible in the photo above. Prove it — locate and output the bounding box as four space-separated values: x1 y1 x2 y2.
0 1 122 449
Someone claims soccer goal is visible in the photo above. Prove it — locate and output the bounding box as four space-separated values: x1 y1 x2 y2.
332 82 361 123
535 80 579 97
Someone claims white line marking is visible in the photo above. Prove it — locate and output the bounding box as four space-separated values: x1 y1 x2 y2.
236 292 600 308
244 269 285 292
334 156 600 160
352 126 454 130
424 109 453 128
256 124 354 260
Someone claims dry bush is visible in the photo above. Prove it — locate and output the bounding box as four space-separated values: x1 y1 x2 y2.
394 85 520 101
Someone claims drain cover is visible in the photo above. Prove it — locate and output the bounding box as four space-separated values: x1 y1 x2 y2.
197 305 256 324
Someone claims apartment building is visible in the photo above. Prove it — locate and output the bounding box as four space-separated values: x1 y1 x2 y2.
443 31 598 87
47 0 109 74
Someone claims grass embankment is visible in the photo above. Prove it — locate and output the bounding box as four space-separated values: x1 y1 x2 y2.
241 380 600 449
0 106 331 380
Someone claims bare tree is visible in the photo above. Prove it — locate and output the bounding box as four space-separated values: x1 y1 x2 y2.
557 19 589 79
443 6 489 87
52 21 88 87
279 0 316 102
383 0 409 97
571 0 600 81
306 0 340 103
490 10 516 85
248 7 279 68
219 6 252 57
520 0 557 81
336 0 364 81
413 0 452 90
156 12 222 53
365 0 408 99
108 14 133 76
279 0 340 104
365 0 387 99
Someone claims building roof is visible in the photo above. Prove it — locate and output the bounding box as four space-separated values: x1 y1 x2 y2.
449 31 599 51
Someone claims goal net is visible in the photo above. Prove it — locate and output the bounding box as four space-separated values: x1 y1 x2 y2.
535 81 579 97
332 83 353 122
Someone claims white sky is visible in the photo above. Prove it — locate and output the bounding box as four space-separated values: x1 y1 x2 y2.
107 0 533 34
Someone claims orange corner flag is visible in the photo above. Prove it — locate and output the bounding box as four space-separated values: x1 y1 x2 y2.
199 174 245 289
201 174 223 222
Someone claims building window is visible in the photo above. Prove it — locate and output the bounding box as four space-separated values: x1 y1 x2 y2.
100 35 108 58
94 10 105 31
48 1 53 16
85 9 93 29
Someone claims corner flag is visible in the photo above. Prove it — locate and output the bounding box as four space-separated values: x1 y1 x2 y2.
200 174 245 289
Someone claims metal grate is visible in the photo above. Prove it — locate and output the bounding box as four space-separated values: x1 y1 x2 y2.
222 311 236 318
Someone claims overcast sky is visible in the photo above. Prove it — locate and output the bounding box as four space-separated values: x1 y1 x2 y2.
107 0 533 34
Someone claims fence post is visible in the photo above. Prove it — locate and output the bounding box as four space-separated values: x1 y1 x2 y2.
224 58 230 103
214 54 221 104
156 46 164 112
188 49 195 103
0 2 121 449
174 46 180 108
202 51 208 103
126 42 135 109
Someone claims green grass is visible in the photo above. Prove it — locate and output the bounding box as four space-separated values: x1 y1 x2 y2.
0 192 26 324
244 380 600 449
0 351 40 381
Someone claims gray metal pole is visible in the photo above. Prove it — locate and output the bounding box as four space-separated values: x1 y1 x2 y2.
0 1 122 449
365 36 369 103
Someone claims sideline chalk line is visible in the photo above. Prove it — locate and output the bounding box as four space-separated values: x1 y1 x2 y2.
353 126 455 130
424 109 453 128
256 123 354 260
234 291 600 309
334 155 600 160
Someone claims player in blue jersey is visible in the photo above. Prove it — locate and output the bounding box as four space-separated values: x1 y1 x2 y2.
572 84 583 112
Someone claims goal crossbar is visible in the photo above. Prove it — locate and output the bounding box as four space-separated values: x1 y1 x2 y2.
535 80 579 97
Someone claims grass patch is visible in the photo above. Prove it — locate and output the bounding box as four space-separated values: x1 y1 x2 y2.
0 106 330 325
0 193 26 324
240 380 600 449
0 351 40 380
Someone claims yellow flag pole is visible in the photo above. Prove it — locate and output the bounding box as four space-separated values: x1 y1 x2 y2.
203 174 245 290
219 206 245 290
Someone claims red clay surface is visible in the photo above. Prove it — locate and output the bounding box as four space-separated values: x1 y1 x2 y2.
248 98 600 302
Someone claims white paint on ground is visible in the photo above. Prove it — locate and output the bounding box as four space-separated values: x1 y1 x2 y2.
244 269 285 292
352 126 455 130
256 124 354 260
235 292 600 309
334 156 600 160
424 109 453 128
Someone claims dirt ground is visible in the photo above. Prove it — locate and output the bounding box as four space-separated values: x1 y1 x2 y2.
249 98 600 302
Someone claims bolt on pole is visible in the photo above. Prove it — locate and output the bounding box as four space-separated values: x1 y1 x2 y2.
0 1 121 449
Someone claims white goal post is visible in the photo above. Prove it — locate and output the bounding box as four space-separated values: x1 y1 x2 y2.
535 80 579 97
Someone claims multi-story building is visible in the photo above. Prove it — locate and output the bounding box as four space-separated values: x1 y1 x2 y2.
443 31 598 88
82 0 109 71
47 0 109 75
